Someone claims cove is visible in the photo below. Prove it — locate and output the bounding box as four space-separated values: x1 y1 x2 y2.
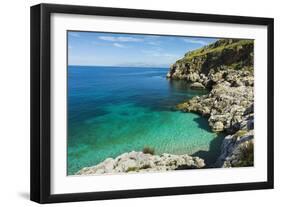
67 66 222 175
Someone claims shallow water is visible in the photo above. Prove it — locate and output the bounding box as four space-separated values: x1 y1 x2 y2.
67 66 222 175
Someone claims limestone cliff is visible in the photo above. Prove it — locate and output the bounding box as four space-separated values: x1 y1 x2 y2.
168 39 254 168
167 39 254 88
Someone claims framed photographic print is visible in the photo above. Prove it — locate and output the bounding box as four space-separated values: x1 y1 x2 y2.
30 3 274 203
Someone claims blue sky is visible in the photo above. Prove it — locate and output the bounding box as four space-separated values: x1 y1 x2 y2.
68 31 217 67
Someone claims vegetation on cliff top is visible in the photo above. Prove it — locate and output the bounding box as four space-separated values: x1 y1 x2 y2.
182 39 253 61
169 39 254 80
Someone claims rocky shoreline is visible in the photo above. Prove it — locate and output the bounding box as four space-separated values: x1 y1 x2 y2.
76 151 205 175
76 39 254 175
167 39 254 167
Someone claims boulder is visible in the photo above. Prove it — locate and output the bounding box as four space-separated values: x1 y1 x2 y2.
212 121 224 132
76 151 205 175
190 82 205 89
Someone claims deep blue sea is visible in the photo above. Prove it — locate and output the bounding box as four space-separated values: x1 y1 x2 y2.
67 66 223 175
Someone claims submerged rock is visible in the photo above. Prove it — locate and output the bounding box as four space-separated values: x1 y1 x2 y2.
76 151 205 175
190 82 205 89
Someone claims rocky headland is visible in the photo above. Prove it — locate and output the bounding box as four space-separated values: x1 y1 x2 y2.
167 39 254 167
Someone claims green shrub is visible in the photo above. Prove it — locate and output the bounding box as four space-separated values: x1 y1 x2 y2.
233 141 254 167
126 167 138 172
140 164 151 170
142 146 155 155
235 129 248 137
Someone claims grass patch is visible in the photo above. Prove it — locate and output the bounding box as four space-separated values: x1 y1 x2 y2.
177 39 254 65
186 40 253 60
235 129 248 137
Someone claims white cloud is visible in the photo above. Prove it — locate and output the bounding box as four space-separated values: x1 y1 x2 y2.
98 36 143 42
113 43 126 48
183 38 208 45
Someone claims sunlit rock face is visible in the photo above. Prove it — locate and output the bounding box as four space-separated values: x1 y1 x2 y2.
168 39 254 167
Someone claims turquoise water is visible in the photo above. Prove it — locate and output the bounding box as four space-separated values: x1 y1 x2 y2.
67 66 222 175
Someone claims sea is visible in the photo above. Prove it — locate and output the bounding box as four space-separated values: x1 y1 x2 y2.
67 66 223 175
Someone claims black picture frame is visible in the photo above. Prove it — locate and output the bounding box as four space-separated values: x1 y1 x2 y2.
30 3 274 204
